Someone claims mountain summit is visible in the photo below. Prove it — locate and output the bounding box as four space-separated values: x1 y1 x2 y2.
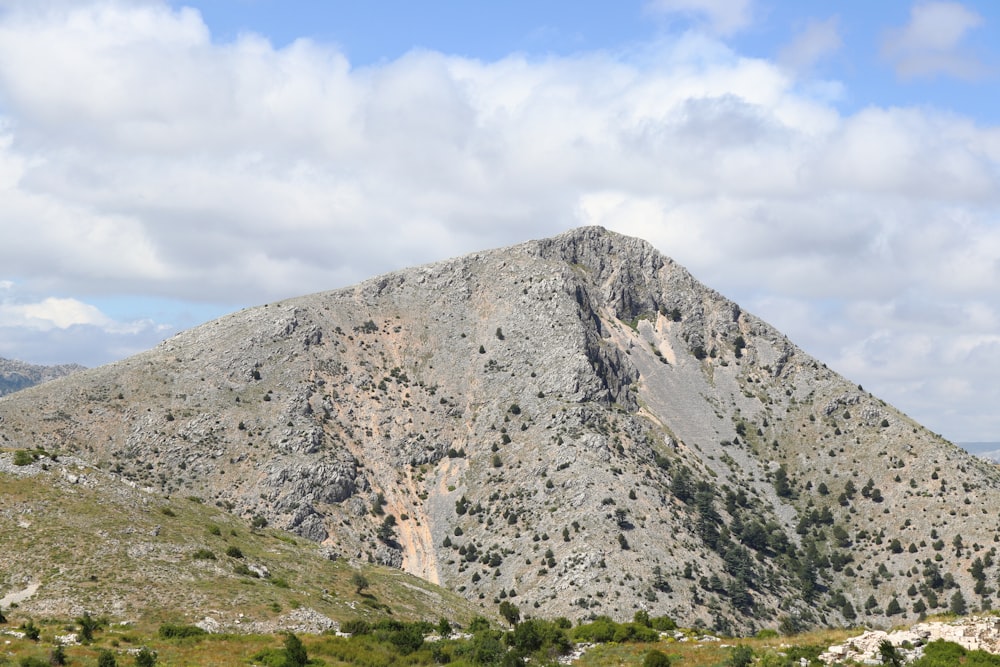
2 226 997 633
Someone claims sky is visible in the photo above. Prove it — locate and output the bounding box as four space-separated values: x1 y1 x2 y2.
0 1 998 444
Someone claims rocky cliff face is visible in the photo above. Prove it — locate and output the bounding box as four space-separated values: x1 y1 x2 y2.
2 226 998 633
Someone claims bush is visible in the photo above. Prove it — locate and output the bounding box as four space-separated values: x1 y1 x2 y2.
340 619 371 636
21 620 40 641
17 657 49 667
284 633 308 667
158 623 207 639
727 645 754 667
134 647 157 667
225 546 244 559
97 649 118 667
192 549 216 560
12 450 34 466
644 649 671 667
49 644 67 666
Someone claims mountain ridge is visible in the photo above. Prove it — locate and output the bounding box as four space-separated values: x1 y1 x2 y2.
0 357 85 396
2 226 998 634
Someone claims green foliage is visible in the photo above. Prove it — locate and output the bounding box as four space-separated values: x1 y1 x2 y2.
950 590 968 615
251 515 268 529
157 623 207 639
17 657 49 667
507 618 571 658
727 644 754 667
911 640 973 667
134 647 157 667
49 644 67 666
77 610 101 643
350 572 370 595
498 600 520 626
643 649 672 667
225 545 244 559
377 515 398 543
191 548 216 560
284 633 308 667
21 620 39 641
879 640 903 667
12 450 34 466
571 617 659 643
340 619 371 636
97 649 118 667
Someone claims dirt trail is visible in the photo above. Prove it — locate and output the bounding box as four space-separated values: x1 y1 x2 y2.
0 581 40 607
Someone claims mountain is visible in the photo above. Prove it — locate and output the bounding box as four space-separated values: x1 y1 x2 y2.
0 357 85 396
2 226 998 635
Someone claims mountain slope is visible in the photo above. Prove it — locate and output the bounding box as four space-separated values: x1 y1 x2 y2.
2 226 998 633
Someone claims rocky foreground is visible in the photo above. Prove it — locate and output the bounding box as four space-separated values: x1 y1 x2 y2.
821 616 1000 664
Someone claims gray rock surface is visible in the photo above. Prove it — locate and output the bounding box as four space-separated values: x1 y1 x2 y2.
2 226 998 632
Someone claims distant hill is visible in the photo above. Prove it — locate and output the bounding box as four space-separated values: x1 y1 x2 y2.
963 443 1000 462
2 226 999 634
0 357 85 396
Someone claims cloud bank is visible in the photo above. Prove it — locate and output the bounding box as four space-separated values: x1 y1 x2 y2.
0 1 998 441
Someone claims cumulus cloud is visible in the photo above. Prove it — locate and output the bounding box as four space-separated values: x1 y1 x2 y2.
0 1 997 440
881 1 986 79
645 0 755 36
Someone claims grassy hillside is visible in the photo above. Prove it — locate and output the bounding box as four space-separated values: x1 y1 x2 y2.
0 452 484 631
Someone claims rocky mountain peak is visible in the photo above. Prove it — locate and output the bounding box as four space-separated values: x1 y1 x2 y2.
2 227 997 634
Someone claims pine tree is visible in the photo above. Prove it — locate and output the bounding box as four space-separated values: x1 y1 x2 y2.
950 590 968 616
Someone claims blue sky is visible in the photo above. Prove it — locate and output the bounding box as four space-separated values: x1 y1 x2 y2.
0 0 999 444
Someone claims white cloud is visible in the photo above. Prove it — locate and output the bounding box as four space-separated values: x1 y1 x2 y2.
778 16 842 74
882 1 986 79
0 297 111 330
645 0 755 36
0 1 997 440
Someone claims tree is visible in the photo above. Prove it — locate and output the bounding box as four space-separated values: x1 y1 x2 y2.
886 598 903 616
773 466 793 498
950 590 968 616
77 610 100 643
643 649 671 667
0 604 5 624
350 572 370 595
22 620 40 641
437 617 451 638
879 640 903 667
284 633 308 667
377 515 397 543
499 600 521 627
50 644 67 666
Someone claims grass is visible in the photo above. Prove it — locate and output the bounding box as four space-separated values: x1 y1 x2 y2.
0 464 483 631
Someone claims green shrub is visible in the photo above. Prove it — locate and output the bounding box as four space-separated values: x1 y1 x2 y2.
134 647 157 667
644 649 671 667
158 623 207 639
192 549 216 560
340 619 371 636
21 620 40 641
284 633 308 667
97 649 118 667
12 450 34 466
225 546 244 559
